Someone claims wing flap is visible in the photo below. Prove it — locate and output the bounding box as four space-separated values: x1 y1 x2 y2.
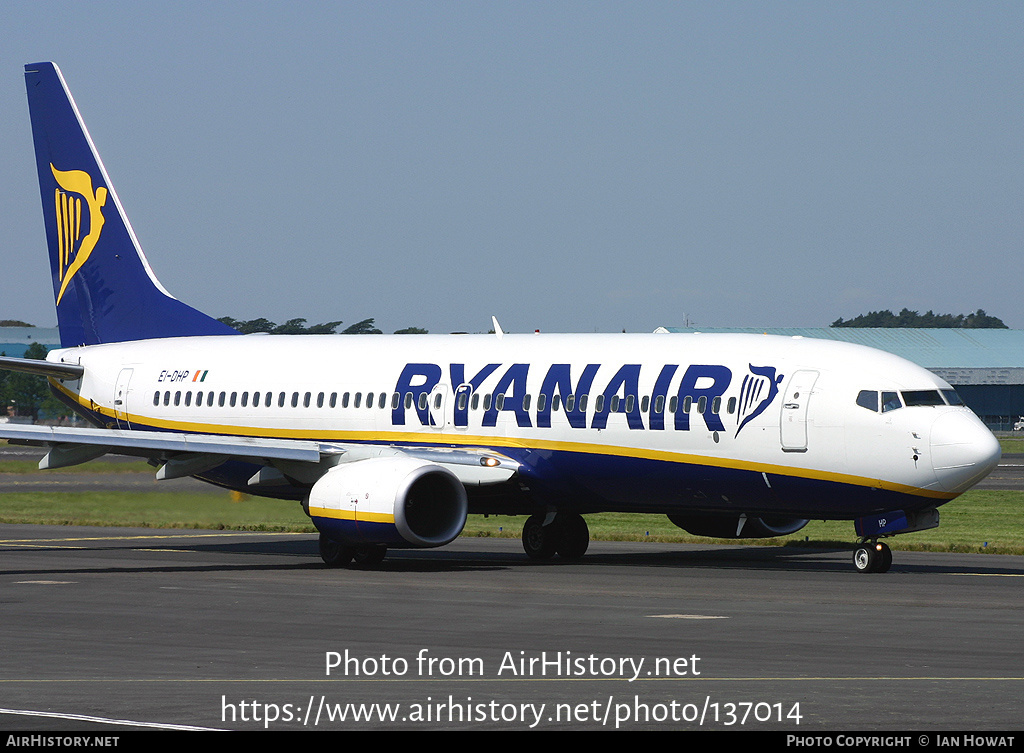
0 424 520 486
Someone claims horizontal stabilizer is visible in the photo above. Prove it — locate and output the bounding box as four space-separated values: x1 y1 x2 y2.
0 356 84 380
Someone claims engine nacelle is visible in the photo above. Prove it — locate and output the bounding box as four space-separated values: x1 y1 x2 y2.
307 457 467 548
667 513 809 539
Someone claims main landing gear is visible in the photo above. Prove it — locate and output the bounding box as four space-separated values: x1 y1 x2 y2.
319 534 387 568
852 540 892 573
522 513 590 560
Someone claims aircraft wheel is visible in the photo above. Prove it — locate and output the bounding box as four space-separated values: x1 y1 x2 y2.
522 515 557 560
876 542 893 573
352 545 388 566
319 534 353 567
853 542 891 573
555 513 590 560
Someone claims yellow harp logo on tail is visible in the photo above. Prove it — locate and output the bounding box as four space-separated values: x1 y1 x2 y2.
51 164 107 305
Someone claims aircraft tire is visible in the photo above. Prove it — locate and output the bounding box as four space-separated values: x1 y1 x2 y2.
555 513 590 560
522 515 557 560
852 542 892 573
352 545 388 566
319 534 353 567
876 542 893 573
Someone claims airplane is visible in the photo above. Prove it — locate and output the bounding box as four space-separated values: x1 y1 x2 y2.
0 61 1001 573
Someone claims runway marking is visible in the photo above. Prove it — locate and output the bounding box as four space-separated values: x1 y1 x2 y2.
13 580 76 584
649 614 728 619
954 573 1024 578
0 707 223 731
1 676 1023 684
0 532 305 546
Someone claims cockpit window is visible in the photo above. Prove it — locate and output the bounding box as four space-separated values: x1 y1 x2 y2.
881 391 902 413
941 389 964 406
856 390 879 412
901 390 945 407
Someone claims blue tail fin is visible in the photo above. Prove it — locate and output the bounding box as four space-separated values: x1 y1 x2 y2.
24 62 238 347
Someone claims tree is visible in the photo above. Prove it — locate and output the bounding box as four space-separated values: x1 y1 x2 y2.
831 309 1007 328
216 316 344 334
3 343 57 420
393 327 428 334
341 318 383 335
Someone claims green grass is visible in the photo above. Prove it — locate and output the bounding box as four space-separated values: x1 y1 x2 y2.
0 488 1021 555
0 458 151 474
998 436 1024 454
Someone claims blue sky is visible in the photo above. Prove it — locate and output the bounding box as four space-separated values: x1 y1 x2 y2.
2 2 1022 333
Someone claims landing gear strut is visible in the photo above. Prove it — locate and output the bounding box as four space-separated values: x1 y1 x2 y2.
522 513 590 560
852 540 892 573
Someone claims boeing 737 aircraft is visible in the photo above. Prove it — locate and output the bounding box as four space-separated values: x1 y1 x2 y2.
1 62 1001 573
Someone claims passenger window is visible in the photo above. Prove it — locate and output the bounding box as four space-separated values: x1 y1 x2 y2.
379 393 387 409
278 392 286 408
566 395 575 412
174 391 181 406
241 392 248 408
537 394 547 412
577 395 587 412
207 392 215 407
355 393 362 409
856 390 879 412
727 396 736 414
304 392 311 408
291 392 299 408
185 392 192 407
343 392 350 408
317 392 324 408
418 393 427 410
654 395 664 413
331 392 338 408
230 392 237 407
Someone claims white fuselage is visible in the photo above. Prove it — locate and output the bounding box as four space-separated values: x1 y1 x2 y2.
46 332 1000 517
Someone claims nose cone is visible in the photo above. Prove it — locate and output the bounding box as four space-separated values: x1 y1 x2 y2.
930 411 1001 494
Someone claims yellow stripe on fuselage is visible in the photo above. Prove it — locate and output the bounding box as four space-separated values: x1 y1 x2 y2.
50 380 956 501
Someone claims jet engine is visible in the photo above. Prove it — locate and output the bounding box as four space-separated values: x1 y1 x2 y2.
307 457 467 548
667 513 809 539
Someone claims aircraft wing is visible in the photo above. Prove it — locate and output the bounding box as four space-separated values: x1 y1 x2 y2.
0 423 520 486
